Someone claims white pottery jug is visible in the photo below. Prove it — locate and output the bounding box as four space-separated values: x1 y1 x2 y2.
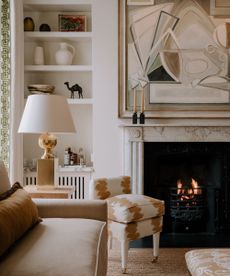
34 46 45 65
55 42 75 65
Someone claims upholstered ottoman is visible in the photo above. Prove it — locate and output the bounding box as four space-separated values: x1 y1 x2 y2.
185 249 230 276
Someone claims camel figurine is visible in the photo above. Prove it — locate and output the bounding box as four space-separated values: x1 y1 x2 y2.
64 82 83 99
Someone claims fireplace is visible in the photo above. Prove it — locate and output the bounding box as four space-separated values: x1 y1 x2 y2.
122 125 230 247
144 142 230 236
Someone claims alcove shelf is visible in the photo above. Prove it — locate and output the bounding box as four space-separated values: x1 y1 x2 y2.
22 0 93 170
25 65 92 72
25 32 92 42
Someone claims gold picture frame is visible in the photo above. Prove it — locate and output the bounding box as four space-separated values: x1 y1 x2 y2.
210 0 230 16
127 0 154 5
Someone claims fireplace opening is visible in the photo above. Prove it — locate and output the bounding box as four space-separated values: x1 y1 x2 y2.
143 142 230 247
170 179 205 233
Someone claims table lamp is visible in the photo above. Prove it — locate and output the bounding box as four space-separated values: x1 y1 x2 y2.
18 94 75 158
18 94 76 188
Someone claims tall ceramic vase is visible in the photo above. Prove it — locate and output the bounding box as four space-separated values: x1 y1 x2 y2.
55 42 75 65
34 46 45 65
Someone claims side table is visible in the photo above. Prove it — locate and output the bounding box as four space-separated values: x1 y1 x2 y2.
24 185 74 199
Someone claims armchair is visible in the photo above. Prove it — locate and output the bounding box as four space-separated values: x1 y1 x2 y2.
89 176 165 273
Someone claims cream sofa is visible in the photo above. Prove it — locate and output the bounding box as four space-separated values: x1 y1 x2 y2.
0 162 107 276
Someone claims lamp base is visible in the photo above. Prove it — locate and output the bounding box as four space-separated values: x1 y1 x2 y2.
38 132 57 159
37 158 58 189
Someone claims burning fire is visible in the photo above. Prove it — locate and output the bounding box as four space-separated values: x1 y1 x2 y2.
177 178 201 201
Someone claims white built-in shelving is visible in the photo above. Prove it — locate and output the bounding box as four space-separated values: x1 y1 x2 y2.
22 0 93 168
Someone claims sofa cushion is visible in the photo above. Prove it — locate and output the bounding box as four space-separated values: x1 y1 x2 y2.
0 183 40 256
108 194 165 223
0 218 107 276
0 160 11 194
185 249 230 276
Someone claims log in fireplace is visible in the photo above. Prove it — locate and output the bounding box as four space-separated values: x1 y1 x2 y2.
143 142 230 247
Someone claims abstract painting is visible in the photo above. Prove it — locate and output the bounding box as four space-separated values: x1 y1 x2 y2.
118 0 230 118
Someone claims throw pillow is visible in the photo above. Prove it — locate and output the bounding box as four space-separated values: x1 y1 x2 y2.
0 183 41 257
0 161 11 194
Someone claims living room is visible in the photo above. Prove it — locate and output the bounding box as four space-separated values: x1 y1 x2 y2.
1 0 230 275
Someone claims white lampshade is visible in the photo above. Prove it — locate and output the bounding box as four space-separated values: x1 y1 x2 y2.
18 94 75 134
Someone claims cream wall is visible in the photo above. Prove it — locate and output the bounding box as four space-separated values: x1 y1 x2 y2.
92 0 123 177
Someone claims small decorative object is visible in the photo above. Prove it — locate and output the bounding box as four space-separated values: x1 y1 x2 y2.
132 112 138 124
34 46 45 65
64 82 83 99
64 146 71 166
70 152 78 165
139 88 145 124
27 84 55 94
139 112 145 124
55 42 75 65
59 14 87 32
78 148 85 166
39 23 51 31
24 17 35 31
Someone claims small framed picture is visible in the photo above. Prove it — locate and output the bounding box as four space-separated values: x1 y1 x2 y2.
59 15 87 32
127 0 154 5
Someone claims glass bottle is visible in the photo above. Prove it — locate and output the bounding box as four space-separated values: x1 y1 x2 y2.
64 147 71 166
78 148 84 166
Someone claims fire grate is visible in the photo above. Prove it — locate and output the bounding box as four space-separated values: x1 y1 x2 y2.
170 187 205 221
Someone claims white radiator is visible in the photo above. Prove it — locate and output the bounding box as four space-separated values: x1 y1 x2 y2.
24 170 93 199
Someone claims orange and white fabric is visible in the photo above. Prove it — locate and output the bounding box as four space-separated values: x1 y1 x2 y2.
108 194 164 223
185 249 230 276
108 216 163 242
89 176 131 200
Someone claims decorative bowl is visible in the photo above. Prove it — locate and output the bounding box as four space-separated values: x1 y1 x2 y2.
27 84 55 94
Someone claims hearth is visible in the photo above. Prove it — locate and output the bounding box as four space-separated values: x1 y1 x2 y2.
143 142 230 247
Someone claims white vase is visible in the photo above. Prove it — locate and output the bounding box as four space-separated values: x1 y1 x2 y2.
55 42 75 65
34 46 45 65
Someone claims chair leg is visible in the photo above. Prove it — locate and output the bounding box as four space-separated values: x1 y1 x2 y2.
121 240 129 274
152 232 160 263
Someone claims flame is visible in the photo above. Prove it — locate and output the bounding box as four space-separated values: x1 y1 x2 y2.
191 178 201 194
176 178 201 200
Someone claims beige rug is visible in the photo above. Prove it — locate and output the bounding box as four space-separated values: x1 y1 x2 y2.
108 248 191 276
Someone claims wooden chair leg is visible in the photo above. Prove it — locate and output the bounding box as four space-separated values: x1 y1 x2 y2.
121 240 129 274
152 232 160 263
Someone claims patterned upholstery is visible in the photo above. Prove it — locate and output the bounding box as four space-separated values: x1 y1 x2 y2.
89 176 131 200
89 176 165 273
108 194 164 223
108 216 163 241
185 249 230 276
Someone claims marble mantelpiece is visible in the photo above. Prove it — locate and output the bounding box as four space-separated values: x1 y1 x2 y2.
121 124 230 194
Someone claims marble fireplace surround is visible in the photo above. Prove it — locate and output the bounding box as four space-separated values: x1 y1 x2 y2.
122 124 230 194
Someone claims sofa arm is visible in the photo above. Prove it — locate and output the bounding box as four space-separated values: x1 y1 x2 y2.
33 199 107 221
